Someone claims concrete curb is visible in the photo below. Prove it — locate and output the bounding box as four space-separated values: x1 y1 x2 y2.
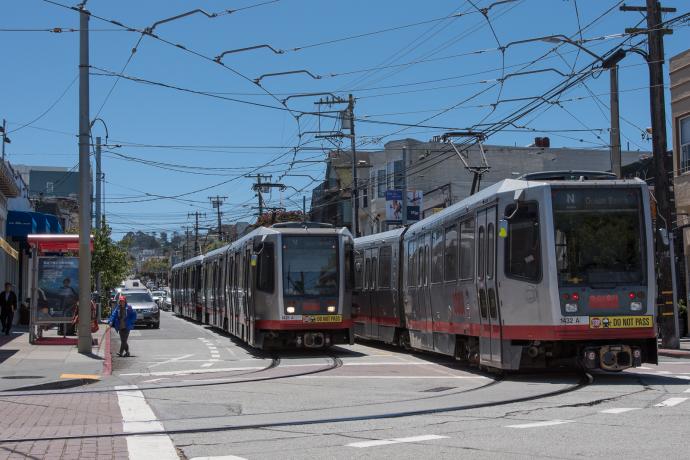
658 348 690 358
102 327 112 376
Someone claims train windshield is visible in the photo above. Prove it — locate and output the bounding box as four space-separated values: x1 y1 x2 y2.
282 236 339 297
552 188 645 286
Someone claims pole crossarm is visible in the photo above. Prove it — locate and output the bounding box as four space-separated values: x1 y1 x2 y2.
254 69 321 85
144 9 221 35
215 44 284 63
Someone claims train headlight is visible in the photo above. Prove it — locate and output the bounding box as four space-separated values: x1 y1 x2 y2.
565 303 578 313
630 301 643 311
286 306 296 314
327 305 336 313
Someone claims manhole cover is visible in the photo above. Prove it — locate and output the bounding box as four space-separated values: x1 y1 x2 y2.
421 386 455 393
2 376 44 380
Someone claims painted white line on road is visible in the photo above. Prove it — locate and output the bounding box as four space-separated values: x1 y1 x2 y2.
201 363 213 368
190 456 247 460
147 353 194 369
637 366 653 370
506 420 574 429
297 375 489 379
347 434 448 448
141 378 169 384
684 388 690 393
600 408 640 414
655 397 688 407
115 385 177 460
120 365 266 377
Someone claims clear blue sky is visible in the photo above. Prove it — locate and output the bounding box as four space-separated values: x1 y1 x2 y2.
2 0 688 238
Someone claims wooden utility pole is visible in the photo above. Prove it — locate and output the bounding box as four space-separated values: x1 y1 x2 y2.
622 0 678 347
187 212 206 256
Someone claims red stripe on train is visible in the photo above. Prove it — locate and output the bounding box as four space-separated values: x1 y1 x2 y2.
255 319 353 330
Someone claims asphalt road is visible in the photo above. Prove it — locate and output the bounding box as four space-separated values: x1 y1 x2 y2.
106 311 690 460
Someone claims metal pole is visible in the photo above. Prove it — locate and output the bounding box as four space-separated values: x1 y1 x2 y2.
670 231 680 340
609 66 622 178
303 195 306 219
95 139 101 320
257 176 263 217
349 94 359 237
402 147 408 226
77 8 92 353
1 119 6 160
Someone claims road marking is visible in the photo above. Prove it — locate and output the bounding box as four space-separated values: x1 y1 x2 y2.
190 456 247 460
115 385 178 460
201 363 213 368
655 397 688 407
148 353 194 369
120 365 266 377
637 366 653 370
684 388 690 393
297 375 488 379
141 378 169 384
600 408 640 414
59 373 100 380
506 420 574 429
347 434 448 448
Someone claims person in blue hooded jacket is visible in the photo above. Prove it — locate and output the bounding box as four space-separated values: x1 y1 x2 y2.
109 295 136 357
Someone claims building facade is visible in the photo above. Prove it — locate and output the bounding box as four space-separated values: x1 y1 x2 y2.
353 138 649 236
670 48 690 307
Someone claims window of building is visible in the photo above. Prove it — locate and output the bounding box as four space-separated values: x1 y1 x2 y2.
377 169 386 198
444 224 458 281
387 162 395 191
431 230 444 283
681 116 690 174
505 202 541 282
378 245 392 289
361 183 368 209
394 160 404 190
46 181 54 194
459 218 475 280
369 170 376 202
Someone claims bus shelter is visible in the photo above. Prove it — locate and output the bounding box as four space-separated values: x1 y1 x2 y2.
27 234 93 344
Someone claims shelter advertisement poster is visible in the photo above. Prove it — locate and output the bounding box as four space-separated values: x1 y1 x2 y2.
385 190 423 224
35 257 79 322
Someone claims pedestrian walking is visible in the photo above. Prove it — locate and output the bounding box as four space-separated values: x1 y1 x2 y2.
0 282 17 335
108 295 136 357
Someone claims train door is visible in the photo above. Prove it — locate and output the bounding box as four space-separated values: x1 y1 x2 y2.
245 248 255 345
476 207 502 365
368 248 379 339
416 234 433 350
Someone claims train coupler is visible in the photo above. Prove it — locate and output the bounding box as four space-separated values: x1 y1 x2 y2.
582 345 642 371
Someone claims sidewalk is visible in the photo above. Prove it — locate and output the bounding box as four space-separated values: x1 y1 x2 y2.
0 325 129 459
0 324 110 392
658 337 690 358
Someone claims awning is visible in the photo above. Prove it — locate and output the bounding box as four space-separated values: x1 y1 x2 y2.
27 234 93 254
6 211 37 237
7 211 62 237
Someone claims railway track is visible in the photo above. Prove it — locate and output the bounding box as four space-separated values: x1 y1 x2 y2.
0 370 592 445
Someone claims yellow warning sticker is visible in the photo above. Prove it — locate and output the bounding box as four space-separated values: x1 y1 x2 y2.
589 316 653 329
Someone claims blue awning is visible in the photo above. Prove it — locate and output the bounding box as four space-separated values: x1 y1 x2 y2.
7 211 36 237
7 211 63 237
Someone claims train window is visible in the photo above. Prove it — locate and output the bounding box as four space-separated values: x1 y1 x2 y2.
478 226 485 280
364 257 371 290
431 230 444 283
459 218 475 280
372 256 378 289
256 242 275 293
354 252 363 290
444 224 458 281
407 240 415 287
505 202 541 282
345 240 354 290
378 246 392 289
487 223 495 279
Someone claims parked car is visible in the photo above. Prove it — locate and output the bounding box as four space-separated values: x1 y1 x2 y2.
121 289 160 329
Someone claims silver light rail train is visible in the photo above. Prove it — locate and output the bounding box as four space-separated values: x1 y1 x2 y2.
171 223 355 349
353 175 658 371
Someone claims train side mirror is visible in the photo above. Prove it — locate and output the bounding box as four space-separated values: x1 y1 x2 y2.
658 228 669 247
513 189 525 203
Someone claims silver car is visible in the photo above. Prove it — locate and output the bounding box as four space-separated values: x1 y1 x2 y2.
121 289 160 329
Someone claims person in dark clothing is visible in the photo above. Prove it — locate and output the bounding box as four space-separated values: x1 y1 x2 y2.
108 295 136 357
0 282 18 335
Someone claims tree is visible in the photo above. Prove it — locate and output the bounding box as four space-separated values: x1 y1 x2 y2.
256 210 305 227
92 218 131 314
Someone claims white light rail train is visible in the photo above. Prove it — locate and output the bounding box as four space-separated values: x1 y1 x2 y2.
353 172 658 371
171 223 355 349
